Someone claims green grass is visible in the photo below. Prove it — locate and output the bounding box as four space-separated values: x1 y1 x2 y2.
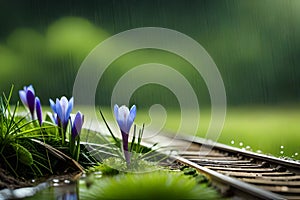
218 105 300 159
79 105 300 160
80 171 220 200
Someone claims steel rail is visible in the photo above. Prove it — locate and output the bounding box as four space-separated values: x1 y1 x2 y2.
142 133 300 199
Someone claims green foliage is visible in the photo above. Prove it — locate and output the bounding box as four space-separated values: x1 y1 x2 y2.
0 87 57 177
80 171 220 200
12 143 33 166
95 109 166 172
87 162 119 176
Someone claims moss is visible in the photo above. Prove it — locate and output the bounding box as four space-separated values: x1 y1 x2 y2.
80 170 221 200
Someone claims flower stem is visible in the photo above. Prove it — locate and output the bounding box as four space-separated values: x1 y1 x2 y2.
121 131 130 166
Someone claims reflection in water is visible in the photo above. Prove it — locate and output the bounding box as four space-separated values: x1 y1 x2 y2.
54 183 78 200
20 180 79 200
0 182 49 199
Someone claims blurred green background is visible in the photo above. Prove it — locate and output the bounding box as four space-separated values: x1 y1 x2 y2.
0 1 299 158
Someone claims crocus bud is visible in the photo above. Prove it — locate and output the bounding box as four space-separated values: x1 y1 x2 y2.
19 85 36 119
71 111 84 138
35 97 42 126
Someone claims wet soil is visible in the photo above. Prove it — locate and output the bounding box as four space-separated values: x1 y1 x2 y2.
0 167 33 190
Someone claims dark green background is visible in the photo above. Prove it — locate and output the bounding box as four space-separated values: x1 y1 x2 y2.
0 0 299 108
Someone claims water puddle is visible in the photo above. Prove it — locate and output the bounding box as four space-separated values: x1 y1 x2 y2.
0 175 81 200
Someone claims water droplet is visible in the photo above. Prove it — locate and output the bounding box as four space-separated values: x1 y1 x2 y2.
95 175 102 178
53 183 60 187
64 180 70 184
280 151 284 154
257 150 262 154
239 142 243 146
246 146 251 149
230 140 235 145
295 153 298 156
52 179 59 183
280 145 284 149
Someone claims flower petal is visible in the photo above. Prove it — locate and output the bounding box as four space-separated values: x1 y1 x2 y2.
35 97 42 126
71 111 84 138
27 85 35 95
114 104 119 121
26 90 35 117
56 98 63 123
19 90 28 107
49 99 56 113
118 105 130 133
129 105 136 122
60 96 68 118
118 105 130 122
126 105 136 133
66 97 73 122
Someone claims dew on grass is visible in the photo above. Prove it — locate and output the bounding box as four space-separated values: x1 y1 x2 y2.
53 183 60 187
280 151 284 154
280 145 284 149
239 142 243 147
230 140 235 145
256 150 262 154
295 152 298 156
53 179 59 183
94 171 102 178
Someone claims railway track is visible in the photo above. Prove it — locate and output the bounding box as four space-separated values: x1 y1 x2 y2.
143 134 300 200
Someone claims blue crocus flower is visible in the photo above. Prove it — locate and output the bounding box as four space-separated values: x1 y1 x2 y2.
49 96 73 130
19 85 36 119
114 104 136 135
35 97 42 126
71 111 84 139
114 104 136 165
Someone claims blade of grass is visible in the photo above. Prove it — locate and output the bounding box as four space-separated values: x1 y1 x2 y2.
99 108 118 143
130 125 136 152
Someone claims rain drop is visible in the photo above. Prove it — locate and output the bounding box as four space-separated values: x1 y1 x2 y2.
53 183 60 187
295 153 298 156
280 151 284 154
280 145 284 149
231 140 235 145
52 179 59 183
239 142 243 147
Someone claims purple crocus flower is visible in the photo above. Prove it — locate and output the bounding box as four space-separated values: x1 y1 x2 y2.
114 104 136 165
49 96 73 130
71 111 84 139
19 85 36 119
35 97 42 126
